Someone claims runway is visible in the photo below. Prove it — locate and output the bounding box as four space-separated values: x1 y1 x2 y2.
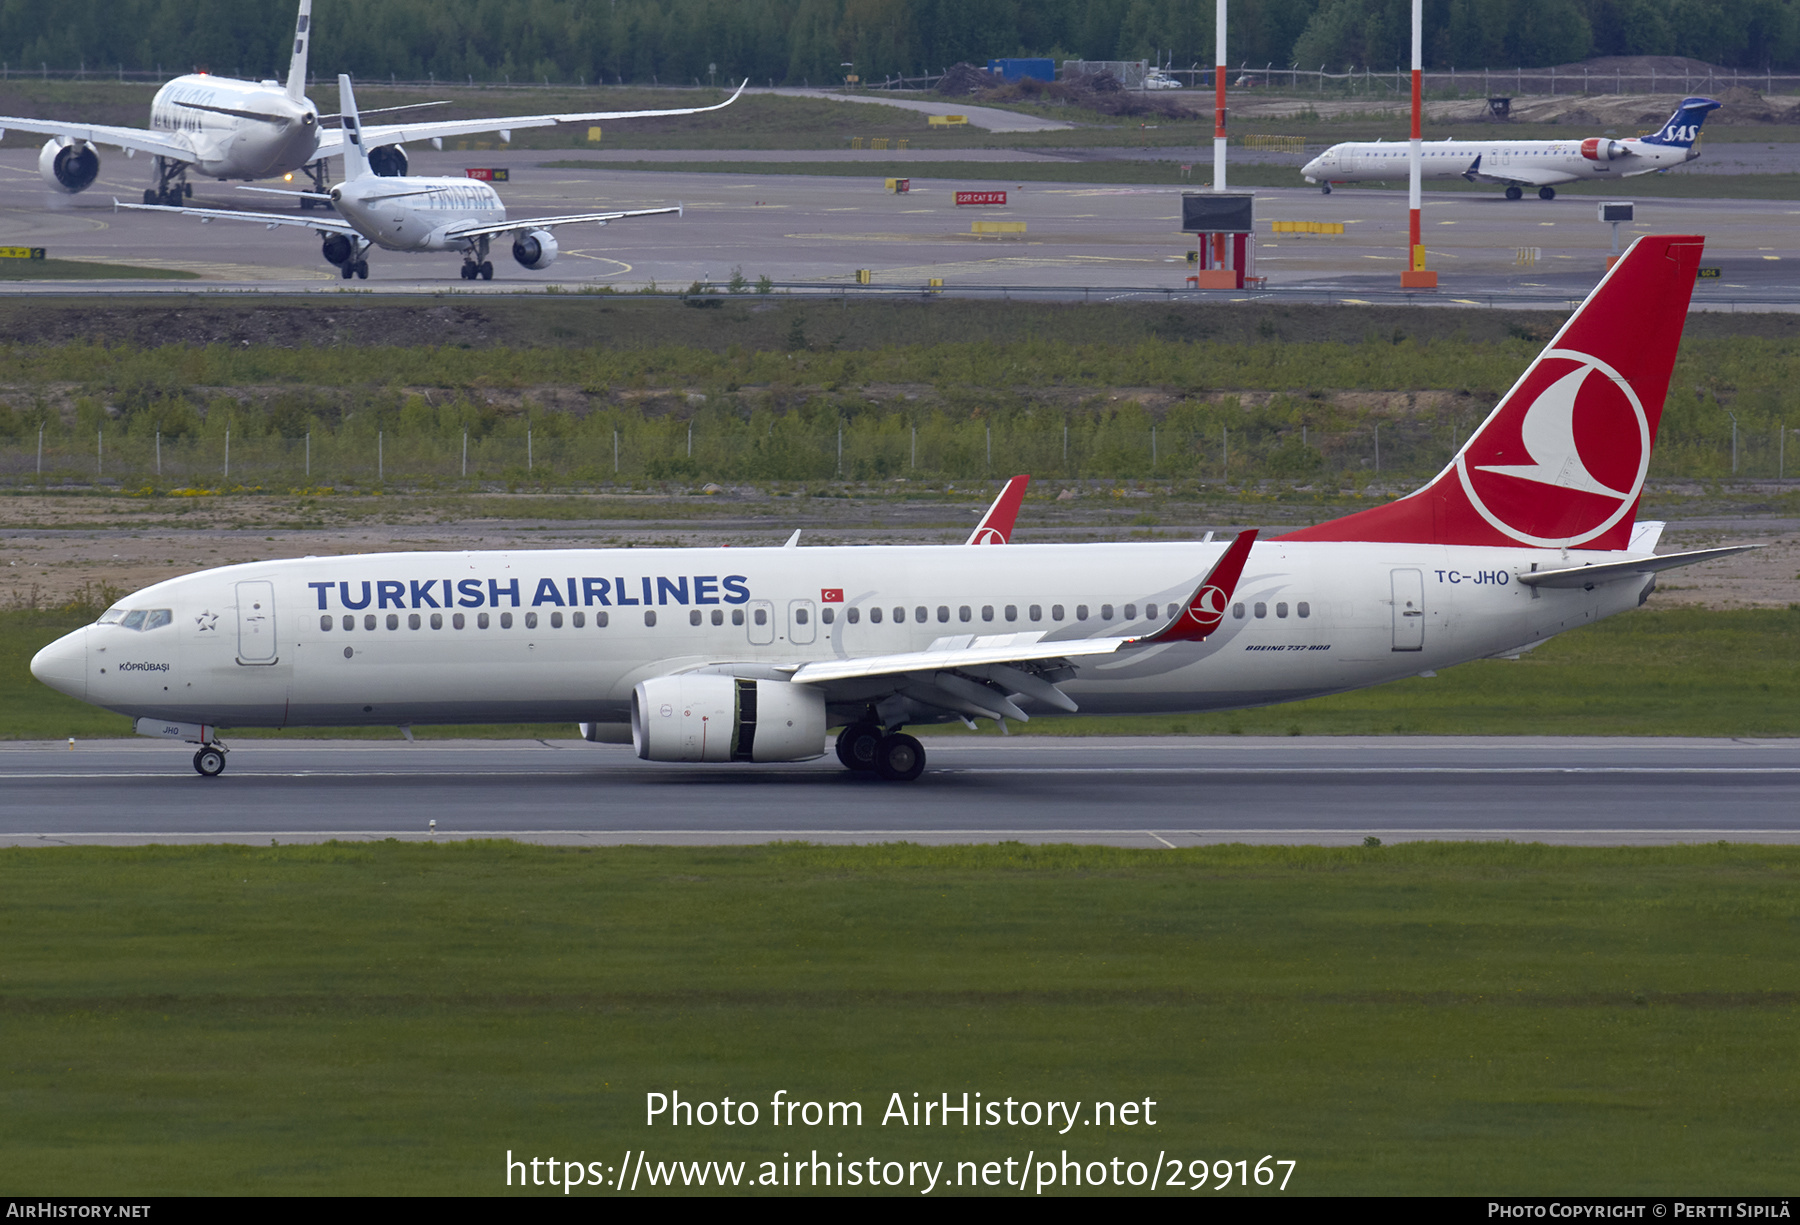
4 736 1797 847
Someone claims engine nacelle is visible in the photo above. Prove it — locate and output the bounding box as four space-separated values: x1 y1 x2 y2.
367 144 408 177
512 229 558 270
632 675 826 763
320 232 370 268
40 139 100 193
1581 137 1627 162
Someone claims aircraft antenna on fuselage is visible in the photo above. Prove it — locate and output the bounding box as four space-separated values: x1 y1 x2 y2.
285 0 314 102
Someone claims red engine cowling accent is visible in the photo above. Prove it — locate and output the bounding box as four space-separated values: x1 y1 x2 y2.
1581 137 1623 162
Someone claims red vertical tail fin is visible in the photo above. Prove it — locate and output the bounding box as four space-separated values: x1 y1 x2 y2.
1286 235 1703 550
967 474 1030 544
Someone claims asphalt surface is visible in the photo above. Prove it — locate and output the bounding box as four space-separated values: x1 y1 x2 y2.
4 736 1796 847
3 145 1798 300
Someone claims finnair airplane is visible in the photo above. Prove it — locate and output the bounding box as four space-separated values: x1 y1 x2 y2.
1302 96 1719 199
2 0 743 205
117 76 677 280
31 236 1748 781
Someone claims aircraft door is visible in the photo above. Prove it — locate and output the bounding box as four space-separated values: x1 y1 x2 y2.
235 580 279 664
788 599 817 645
747 600 775 645
1391 569 1424 651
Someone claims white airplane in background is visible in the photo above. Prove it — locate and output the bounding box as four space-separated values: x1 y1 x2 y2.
118 76 678 280
1302 96 1719 199
2 0 744 206
31 236 1752 781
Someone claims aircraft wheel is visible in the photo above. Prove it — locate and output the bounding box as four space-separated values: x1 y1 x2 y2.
355 261 369 279
193 746 226 778
479 261 494 281
183 182 193 198
340 264 355 279
142 188 157 206
1505 186 1523 200
1320 183 1332 194
873 732 925 782
835 722 883 772
460 264 474 280
1538 186 1556 200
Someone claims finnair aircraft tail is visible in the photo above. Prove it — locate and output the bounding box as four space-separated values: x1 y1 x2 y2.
336 74 371 179
283 0 313 102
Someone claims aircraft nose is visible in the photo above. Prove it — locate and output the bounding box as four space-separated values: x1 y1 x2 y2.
30 626 87 702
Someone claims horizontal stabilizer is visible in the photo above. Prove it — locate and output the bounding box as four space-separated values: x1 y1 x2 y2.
1517 544 1755 589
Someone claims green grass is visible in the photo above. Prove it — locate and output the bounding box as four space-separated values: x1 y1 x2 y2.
0 258 197 280
7 606 1797 742
0 840 1795 1194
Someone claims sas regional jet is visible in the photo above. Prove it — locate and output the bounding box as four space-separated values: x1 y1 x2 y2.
31 236 1751 780
1302 96 1718 199
4 0 743 206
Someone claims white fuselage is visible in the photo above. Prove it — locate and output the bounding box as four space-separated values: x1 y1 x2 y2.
1301 136 1695 187
330 175 506 252
148 75 320 179
35 540 1647 731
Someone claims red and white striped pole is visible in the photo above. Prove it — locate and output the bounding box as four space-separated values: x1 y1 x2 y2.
1212 0 1228 271
1401 0 1437 287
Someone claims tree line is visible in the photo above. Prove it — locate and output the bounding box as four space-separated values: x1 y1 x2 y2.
2 0 1795 88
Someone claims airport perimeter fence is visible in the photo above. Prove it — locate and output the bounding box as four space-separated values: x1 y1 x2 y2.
2 408 1790 490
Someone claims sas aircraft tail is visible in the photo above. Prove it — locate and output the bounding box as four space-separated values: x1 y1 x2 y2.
1640 96 1720 149
1285 234 1704 551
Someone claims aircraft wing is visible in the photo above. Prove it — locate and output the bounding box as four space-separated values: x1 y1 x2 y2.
316 79 748 153
114 198 360 235
0 117 196 163
1467 161 1580 188
967 474 1030 544
783 531 1258 722
1515 544 1755 589
445 205 682 240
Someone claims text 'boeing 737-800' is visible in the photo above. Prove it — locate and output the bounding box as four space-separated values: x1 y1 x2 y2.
3 0 743 205
31 235 1751 780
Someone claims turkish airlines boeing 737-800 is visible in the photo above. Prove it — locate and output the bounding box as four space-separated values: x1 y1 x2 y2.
3 0 743 205
1302 96 1718 199
31 236 1748 781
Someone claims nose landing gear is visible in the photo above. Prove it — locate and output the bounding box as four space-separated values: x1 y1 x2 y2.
192 742 228 777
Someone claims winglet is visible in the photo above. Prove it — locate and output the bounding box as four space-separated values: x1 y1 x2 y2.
1131 529 1258 645
966 474 1030 544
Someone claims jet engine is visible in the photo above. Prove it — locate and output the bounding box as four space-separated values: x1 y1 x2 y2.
367 144 408 177
1580 138 1627 162
512 229 558 270
320 232 371 268
39 139 100 193
631 675 826 763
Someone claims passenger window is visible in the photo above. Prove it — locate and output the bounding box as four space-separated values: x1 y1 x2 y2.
916 607 928 623
500 612 513 629
1276 603 1288 619
689 610 701 626
453 613 466 630
1123 604 1136 620
145 609 172 630
1005 605 1017 622
1298 602 1310 619
982 605 994 622
387 614 400 630
1051 604 1064 621
342 615 354 631
408 613 421 630
1233 603 1245 619
121 610 146 630
1101 605 1113 621
1029 605 1041 622
869 606 881 624
796 608 809 625
846 607 860 624
574 611 586 628
895 607 907 623
524 612 538 630
754 608 767 626
320 615 332 631
364 614 377 631
730 609 743 626
958 606 971 622
1253 603 1267 619
478 612 490 629
822 607 834 625
644 610 657 627
1076 605 1089 621
551 611 563 628
430 613 443 630
596 611 609 627
711 609 723 626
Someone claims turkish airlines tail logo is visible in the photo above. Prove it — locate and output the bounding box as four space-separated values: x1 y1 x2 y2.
966 474 1030 545
1284 235 1704 551
1137 529 1258 646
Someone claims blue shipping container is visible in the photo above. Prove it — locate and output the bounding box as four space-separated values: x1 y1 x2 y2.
986 58 1054 83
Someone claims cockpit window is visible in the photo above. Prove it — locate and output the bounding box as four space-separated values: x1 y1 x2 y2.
104 608 173 631
120 610 147 630
144 609 173 630
97 607 125 625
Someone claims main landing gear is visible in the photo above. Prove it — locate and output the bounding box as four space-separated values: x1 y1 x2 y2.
143 156 193 207
835 721 926 782
1538 186 1556 200
1504 185 1524 200
340 260 369 279
191 741 228 778
460 236 494 281
298 159 331 211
